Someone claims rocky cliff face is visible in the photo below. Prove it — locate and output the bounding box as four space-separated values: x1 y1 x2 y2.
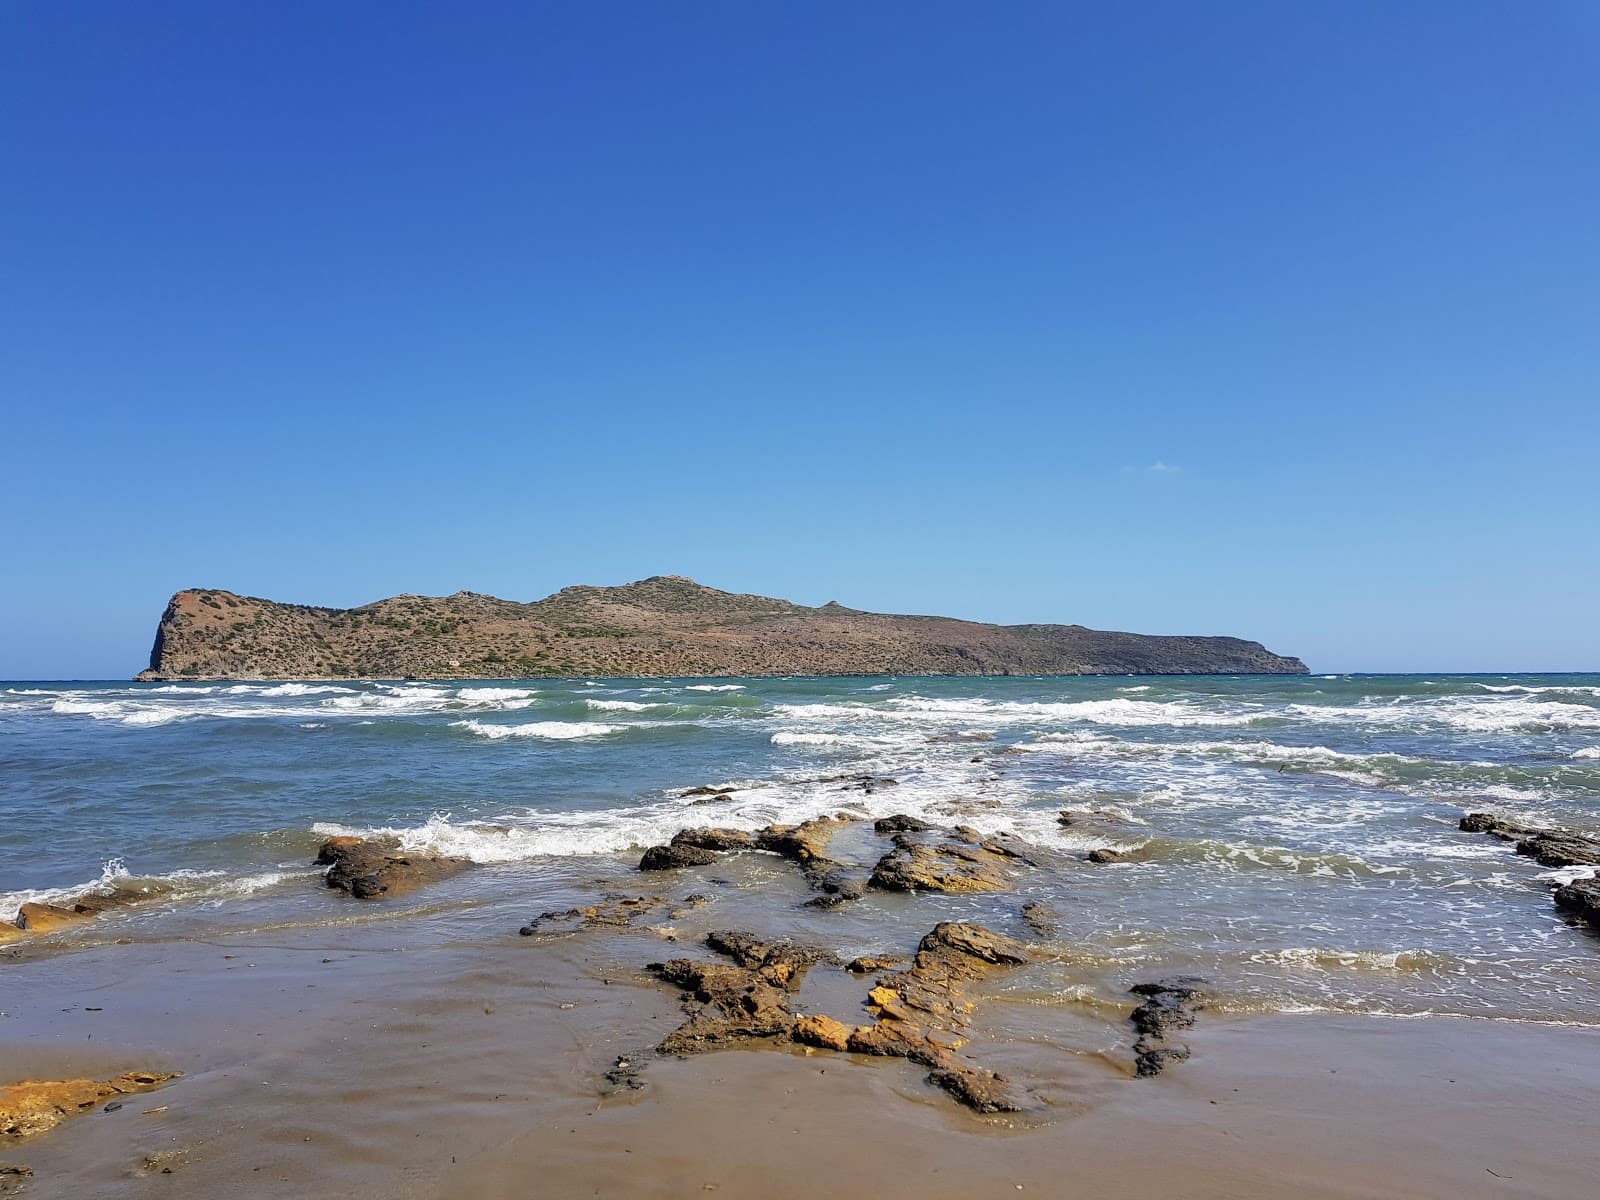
136 576 1308 679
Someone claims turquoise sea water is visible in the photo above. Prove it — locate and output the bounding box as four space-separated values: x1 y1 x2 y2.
4 673 1598 1023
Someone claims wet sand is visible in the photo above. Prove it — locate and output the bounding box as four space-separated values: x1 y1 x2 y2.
5 915 1598 1199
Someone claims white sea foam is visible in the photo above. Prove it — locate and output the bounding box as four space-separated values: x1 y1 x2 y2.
585 699 654 711
256 683 357 697
684 684 745 692
456 687 540 703
1571 747 1600 760
452 719 628 740
770 730 925 750
0 860 307 924
771 697 1255 729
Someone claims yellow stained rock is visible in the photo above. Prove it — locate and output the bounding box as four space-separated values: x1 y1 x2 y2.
1 1072 177 1142
793 1014 853 1052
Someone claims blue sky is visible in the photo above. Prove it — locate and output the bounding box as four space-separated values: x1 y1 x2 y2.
3 1 1597 678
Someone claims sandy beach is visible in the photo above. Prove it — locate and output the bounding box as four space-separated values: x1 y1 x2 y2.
5 889 1598 1199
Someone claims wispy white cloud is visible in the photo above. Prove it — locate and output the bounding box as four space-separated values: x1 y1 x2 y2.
1146 461 1179 473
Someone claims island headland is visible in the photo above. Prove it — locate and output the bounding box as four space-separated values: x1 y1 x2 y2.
136 575 1307 680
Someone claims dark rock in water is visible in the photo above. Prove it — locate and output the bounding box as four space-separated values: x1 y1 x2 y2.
927 732 993 744
1554 877 1600 930
821 774 899 793
1517 832 1600 868
1058 808 1126 826
1128 977 1208 1077
316 837 471 900
601 1054 649 1094
653 817 863 904
646 931 832 1054
1459 812 1536 839
1020 901 1059 936
1460 812 1600 867
519 895 672 936
681 785 737 798
1460 814 1600 941
670 828 754 851
1087 848 1129 864
639 843 723 870
844 954 905 974
874 815 935 835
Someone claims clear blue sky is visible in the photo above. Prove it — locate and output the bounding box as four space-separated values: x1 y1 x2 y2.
3 1 1597 678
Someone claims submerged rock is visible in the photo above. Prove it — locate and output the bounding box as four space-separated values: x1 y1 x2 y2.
642 817 866 904
874 815 935 835
1128 977 1208 1077
844 954 905 974
1020 901 1059 936
1087 848 1129 864
1 1072 177 1142
0 887 151 945
316 837 471 899
519 895 674 936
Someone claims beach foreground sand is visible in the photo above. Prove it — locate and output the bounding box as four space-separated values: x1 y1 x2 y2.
4 920 1596 1199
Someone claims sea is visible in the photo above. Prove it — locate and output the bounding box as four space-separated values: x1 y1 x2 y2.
4 673 1599 1026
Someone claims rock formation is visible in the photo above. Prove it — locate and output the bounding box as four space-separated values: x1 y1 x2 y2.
794 922 1031 1112
315 836 472 899
1 1073 177 1141
1128 978 1208 1076
136 575 1309 680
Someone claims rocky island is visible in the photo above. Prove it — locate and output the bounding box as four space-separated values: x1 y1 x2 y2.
136 576 1307 679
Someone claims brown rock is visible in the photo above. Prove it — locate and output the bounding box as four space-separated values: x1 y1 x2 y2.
1020 901 1059 935
1 1072 177 1142
518 895 673 936
1 886 150 943
793 923 1030 1112
868 841 1016 893
650 817 866 905
647 931 832 1054
670 828 754 851
639 843 723 870
316 837 471 899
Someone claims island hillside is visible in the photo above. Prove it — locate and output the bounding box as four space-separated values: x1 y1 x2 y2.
136 576 1309 680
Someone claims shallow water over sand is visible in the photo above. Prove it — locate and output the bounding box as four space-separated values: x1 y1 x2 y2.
3 673 1599 1024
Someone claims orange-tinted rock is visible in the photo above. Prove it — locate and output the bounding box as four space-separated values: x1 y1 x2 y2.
793 1014 853 1052
1 1072 177 1142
